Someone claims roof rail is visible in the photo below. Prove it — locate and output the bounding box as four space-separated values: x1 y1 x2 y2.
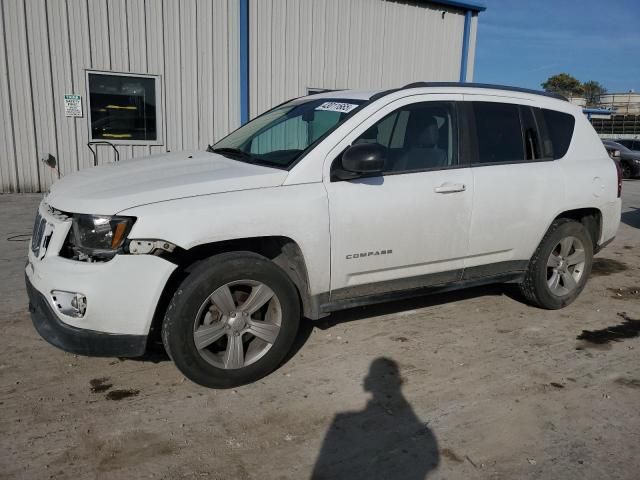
401 82 568 101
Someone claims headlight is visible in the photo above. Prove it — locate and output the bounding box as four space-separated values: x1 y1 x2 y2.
69 214 136 259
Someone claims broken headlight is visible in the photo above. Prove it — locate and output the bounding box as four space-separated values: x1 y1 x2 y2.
67 214 136 260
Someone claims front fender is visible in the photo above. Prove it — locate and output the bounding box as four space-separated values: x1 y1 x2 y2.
119 184 331 295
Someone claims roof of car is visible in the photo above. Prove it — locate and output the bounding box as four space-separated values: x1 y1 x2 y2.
305 82 568 104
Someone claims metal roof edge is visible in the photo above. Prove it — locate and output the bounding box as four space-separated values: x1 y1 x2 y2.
429 0 487 12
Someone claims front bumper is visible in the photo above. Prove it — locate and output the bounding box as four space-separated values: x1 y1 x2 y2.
25 201 178 356
27 273 147 357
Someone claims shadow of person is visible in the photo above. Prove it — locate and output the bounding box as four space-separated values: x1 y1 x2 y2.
311 357 439 480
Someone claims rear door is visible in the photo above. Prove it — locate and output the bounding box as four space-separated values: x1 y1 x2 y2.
461 96 563 278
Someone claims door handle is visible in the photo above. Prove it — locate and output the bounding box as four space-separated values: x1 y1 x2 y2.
434 183 466 194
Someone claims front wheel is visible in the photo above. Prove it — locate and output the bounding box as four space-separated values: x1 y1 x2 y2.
621 162 632 179
519 219 593 309
162 252 300 388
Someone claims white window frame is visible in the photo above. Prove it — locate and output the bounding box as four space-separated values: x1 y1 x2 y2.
85 70 164 146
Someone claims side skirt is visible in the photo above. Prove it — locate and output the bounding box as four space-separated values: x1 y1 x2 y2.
318 271 525 314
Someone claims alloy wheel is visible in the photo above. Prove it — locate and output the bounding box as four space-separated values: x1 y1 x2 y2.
546 236 586 297
193 280 282 369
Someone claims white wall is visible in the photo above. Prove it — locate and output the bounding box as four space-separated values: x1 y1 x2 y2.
249 0 467 117
0 0 240 193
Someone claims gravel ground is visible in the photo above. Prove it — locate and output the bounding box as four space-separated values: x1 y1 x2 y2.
1 180 639 480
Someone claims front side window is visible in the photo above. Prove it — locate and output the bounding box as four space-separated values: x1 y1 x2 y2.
351 101 458 173
87 72 160 143
212 98 364 169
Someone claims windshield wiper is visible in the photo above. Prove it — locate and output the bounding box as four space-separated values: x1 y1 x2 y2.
209 146 254 162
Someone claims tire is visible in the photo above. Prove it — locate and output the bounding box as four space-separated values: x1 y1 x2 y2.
519 219 593 310
621 162 632 180
162 252 300 388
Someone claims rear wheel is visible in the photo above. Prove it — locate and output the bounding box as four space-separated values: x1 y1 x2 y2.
519 219 593 309
162 252 300 388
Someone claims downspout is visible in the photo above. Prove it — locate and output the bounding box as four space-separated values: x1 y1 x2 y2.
459 10 472 82
239 0 250 124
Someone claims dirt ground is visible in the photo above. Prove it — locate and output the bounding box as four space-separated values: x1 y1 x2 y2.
1 181 639 480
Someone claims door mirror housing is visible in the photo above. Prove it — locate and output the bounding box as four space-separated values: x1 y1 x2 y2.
341 143 386 174
612 149 621 158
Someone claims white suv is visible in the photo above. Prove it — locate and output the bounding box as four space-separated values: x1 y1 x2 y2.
26 83 621 388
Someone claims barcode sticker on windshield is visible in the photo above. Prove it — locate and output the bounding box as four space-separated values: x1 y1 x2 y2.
315 102 359 114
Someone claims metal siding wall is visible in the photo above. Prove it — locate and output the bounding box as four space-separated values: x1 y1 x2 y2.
0 0 239 192
4 0 39 192
68 0 94 170
227 0 240 132
145 0 166 156
249 0 467 116
26 0 58 191
214 0 231 140
180 0 198 149
196 0 213 149
0 2 18 191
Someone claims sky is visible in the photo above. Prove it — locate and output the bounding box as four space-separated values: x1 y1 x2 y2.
473 0 640 93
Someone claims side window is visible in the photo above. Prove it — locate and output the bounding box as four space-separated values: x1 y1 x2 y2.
520 106 541 160
532 107 554 159
472 102 524 164
350 101 458 173
541 109 575 159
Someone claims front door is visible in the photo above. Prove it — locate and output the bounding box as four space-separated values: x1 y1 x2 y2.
324 95 473 301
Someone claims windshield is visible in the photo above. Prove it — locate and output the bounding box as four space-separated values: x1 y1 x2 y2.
211 98 365 169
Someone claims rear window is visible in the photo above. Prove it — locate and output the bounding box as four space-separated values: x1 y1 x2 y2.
472 102 524 164
541 109 575 159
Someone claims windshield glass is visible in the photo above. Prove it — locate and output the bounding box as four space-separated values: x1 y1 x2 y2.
211 98 365 169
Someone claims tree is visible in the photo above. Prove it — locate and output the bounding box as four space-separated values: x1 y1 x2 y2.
541 73 583 98
582 80 607 107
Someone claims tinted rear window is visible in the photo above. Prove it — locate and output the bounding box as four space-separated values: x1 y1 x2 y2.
472 102 524 164
542 109 575 159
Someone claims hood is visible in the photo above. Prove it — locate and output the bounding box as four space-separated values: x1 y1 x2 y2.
45 150 289 214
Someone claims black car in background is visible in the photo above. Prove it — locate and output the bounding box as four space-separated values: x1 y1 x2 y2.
612 138 640 152
602 139 640 179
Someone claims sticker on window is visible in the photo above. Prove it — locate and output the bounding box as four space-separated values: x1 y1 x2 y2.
315 102 359 114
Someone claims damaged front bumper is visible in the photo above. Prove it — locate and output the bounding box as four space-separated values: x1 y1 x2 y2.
25 201 177 357
26 273 147 357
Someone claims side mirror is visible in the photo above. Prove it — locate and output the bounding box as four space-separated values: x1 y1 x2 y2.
341 143 386 174
613 150 621 158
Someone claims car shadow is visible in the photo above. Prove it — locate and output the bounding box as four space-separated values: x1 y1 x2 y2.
310 357 440 479
621 206 640 229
